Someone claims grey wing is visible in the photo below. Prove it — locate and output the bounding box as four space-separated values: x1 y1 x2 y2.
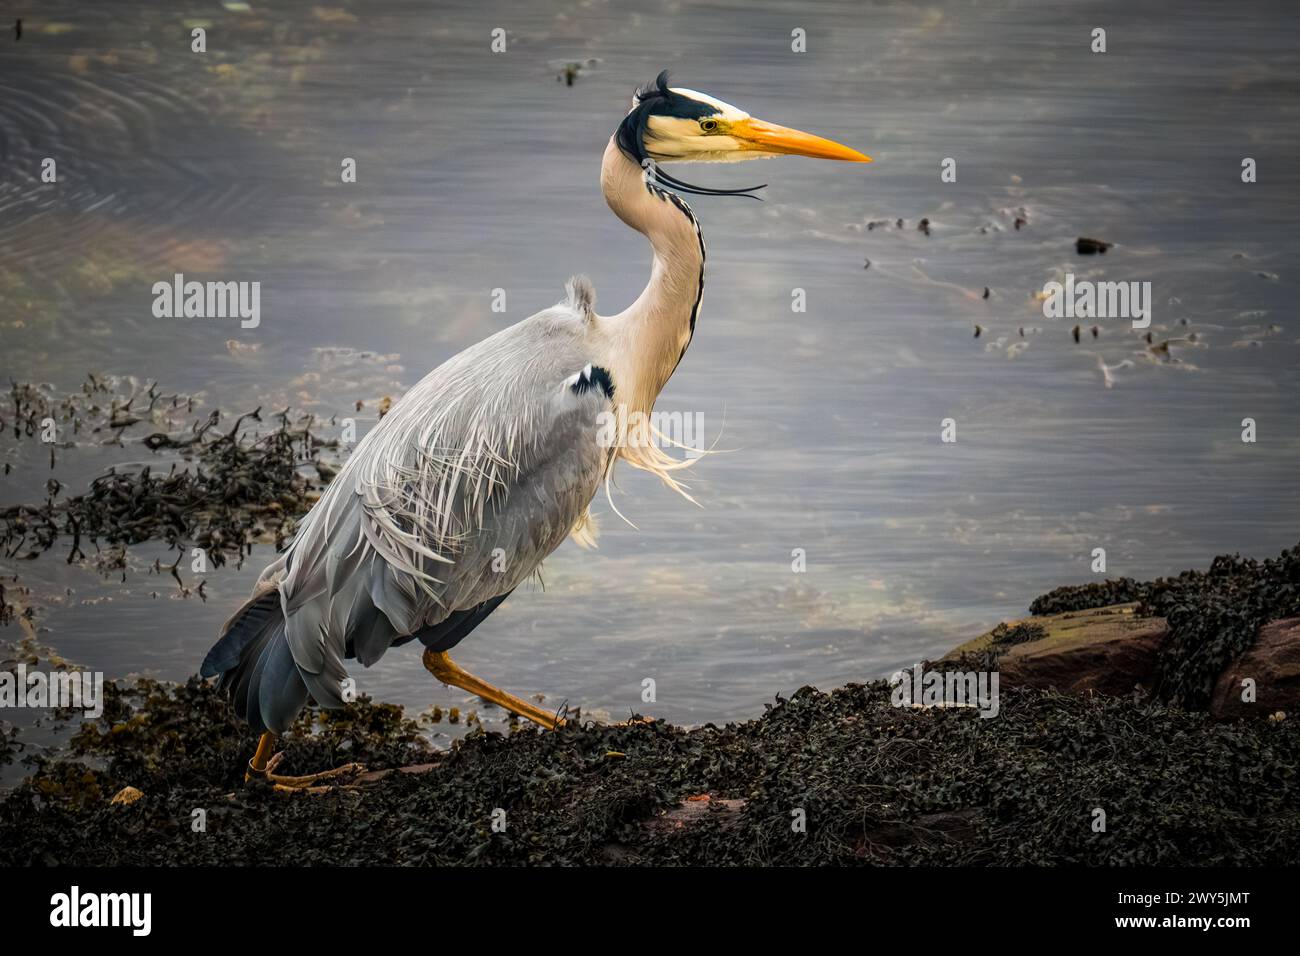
263 303 611 710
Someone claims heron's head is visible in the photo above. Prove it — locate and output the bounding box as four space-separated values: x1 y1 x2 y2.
616 71 870 197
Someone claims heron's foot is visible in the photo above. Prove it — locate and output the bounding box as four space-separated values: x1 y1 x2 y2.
423 648 565 730
243 732 365 791
615 715 657 726
246 751 367 790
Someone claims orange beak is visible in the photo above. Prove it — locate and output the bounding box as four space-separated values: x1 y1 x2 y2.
731 118 872 162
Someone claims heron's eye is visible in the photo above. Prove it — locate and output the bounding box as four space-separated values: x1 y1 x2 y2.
699 119 719 132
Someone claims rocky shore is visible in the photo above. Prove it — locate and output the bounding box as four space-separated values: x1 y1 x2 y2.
2 545 1298 866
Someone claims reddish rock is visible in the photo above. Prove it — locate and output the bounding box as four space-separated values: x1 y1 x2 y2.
997 615 1168 700
943 606 1300 719
644 794 747 838
943 604 1169 701
1211 617 1300 720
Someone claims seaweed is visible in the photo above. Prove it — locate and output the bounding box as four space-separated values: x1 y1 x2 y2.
1030 544 1300 707
2 379 339 566
1 671 1297 866
0 721 17 769
938 619 1048 672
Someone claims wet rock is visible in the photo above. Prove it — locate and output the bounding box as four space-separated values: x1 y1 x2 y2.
950 552 1300 721
943 604 1168 699
1076 236 1112 254
1029 545 1300 709
1212 617 1300 720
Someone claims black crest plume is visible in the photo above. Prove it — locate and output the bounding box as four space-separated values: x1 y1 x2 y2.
615 71 766 200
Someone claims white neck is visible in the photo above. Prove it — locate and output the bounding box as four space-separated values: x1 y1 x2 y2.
592 137 705 416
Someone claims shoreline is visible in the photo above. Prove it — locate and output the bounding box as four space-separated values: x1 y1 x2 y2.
2 543 1297 866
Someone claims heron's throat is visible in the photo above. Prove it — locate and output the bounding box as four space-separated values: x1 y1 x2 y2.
599 138 706 414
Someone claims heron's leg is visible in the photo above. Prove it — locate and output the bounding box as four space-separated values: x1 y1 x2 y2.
246 731 276 780
244 731 366 790
422 649 564 730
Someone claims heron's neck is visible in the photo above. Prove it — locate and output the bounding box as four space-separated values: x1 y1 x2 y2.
598 138 705 415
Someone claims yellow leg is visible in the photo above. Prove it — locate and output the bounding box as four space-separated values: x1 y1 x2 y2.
246 731 276 781
423 649 564 730
245 730 365 790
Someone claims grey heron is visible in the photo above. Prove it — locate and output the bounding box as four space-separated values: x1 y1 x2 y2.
201 71 870 787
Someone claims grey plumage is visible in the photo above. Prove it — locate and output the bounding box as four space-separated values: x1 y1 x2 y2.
202 282 613 733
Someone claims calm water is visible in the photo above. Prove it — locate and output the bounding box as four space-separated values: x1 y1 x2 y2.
2 0 1298 772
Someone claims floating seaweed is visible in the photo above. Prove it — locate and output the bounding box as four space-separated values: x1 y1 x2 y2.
2 380 339 567
3 375 197 446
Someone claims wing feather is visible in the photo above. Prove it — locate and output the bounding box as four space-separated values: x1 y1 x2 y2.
265 299 611 703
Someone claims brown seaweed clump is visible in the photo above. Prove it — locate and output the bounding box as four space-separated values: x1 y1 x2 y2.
1 670 1297 867
2 379 339 567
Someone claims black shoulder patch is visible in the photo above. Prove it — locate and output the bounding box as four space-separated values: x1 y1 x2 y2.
568 364 615 399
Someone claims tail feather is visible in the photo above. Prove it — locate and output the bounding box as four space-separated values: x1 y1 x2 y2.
200 590 281 679
257 631 311 735
201 590 309 735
